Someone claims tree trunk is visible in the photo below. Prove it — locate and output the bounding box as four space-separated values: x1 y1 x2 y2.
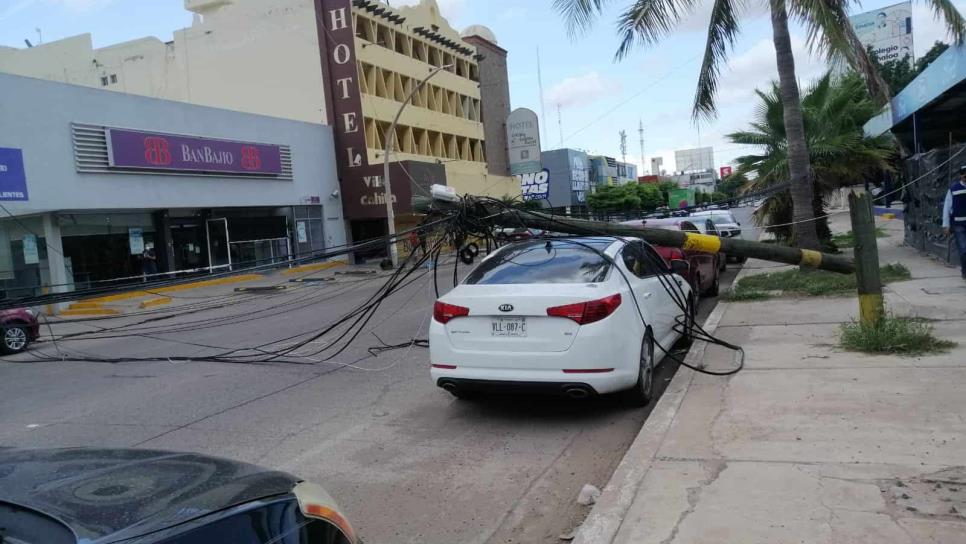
770 0 820 250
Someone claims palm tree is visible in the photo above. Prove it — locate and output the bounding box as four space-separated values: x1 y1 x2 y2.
554 0 965 250
728 72 895 244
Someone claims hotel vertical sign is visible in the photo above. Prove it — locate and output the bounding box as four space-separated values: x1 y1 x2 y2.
316 0 406 218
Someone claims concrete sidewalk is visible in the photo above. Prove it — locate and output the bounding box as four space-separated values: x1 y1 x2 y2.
575 217 966 543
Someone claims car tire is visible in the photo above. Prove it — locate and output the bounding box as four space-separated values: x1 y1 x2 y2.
622 328 655 407
2 324 30 355
706 271 720 297
682 294 697 344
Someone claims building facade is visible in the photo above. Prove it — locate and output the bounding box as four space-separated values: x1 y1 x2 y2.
541 148 590 208
0 0 518 251
0 73 346 300
461 26 511 177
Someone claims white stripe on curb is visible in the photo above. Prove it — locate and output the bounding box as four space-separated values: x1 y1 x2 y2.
571 294 734 543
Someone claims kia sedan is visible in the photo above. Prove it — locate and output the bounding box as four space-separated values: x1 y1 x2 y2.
429 237 694 406
0 447 356 544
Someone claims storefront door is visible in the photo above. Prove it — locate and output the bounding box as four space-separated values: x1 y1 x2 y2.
206 218 231 271
169 221 206 272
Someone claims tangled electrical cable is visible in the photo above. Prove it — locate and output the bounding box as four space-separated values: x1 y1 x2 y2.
434 196 744 377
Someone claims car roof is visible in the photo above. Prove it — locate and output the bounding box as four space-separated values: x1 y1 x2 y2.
630 218 698 229
0 448 300 544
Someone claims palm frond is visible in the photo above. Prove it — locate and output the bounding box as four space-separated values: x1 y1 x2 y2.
553 0 614 37
922 0 966 44
614 0 700 59
692 0 743 121
793 0 890 104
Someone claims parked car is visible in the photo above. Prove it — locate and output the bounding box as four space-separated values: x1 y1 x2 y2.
687 216 728 271
690 210 746 263
620 218 720 297
0 447 357 544
1 307 40 355
494 227 542 243
429 236 694 406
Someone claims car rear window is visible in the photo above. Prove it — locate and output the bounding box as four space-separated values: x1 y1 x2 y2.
464 240 612 284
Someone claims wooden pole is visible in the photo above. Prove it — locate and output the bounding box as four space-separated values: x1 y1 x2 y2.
414 196 855 274
848 191 884 325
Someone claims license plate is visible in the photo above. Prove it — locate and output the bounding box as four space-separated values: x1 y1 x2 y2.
491 317 527 337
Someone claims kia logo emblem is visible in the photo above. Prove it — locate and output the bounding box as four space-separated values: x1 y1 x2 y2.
498 304 513 312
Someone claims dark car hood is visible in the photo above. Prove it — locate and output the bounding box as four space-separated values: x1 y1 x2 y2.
0 448 299 543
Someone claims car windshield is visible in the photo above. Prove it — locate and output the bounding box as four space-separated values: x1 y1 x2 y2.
463 240 612 284
710 216 736 225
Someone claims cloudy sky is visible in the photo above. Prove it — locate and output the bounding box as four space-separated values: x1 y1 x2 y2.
2 0 964 173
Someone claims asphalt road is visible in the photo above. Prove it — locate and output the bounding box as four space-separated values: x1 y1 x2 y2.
0 207 754 544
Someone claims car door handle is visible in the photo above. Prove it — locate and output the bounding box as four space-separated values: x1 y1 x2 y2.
641 292 653 299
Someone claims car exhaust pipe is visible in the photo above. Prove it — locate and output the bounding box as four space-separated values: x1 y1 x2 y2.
440 381 458 393
565 387 590 399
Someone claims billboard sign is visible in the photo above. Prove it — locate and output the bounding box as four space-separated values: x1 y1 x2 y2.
507 108 541 175
849 2 913 64
720 166 733 178
0 147 28 201
668 187 695 209
517 168 550 201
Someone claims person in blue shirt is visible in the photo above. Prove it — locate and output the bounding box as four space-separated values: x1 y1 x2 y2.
942 166 966 279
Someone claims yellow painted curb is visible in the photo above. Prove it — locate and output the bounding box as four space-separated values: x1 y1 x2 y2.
282 260 347 276
139 297 172 309
881 213 896 220
60 307 120 316
68 301 104 310
86 274 263 303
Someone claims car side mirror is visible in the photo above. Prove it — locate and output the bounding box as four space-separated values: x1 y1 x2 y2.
670 259 690 277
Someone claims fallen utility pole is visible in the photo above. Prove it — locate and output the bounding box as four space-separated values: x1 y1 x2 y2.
847 191 884 324
416 195 855 274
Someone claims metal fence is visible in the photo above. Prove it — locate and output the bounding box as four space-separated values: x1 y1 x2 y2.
903 144 962 265
229 237 291 269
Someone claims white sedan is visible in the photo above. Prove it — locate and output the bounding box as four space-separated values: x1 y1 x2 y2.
429 237 694 406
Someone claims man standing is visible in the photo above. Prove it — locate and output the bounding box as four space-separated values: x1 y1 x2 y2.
942 166 966 279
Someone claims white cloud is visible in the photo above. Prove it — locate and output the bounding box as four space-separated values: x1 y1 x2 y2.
716 35 826 106
546 71 621 109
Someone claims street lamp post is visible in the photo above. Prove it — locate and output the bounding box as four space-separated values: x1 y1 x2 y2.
383 63 454 267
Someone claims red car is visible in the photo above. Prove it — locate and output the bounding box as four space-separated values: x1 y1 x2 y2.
1 308 40 355
619 218 720 298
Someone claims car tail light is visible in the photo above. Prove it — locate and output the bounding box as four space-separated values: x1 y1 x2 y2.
304 503 357 543
433 301 469 324
431 363 457 369
547 293 621 325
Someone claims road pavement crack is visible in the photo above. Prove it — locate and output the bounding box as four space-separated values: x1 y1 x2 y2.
659 459 728 544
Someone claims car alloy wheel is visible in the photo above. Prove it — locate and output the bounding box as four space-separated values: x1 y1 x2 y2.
3 326 28 354
623 328 655 407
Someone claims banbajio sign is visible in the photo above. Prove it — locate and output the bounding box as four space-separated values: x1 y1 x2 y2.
107 128 283 175
316 0 412 219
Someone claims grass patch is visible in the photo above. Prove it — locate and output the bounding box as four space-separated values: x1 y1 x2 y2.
732 262 911 297
840 315 955 356
830 228 887 248
724 287 772 301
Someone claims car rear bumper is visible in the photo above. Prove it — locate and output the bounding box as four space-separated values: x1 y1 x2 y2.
430 365 636 395
435 377 599 397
